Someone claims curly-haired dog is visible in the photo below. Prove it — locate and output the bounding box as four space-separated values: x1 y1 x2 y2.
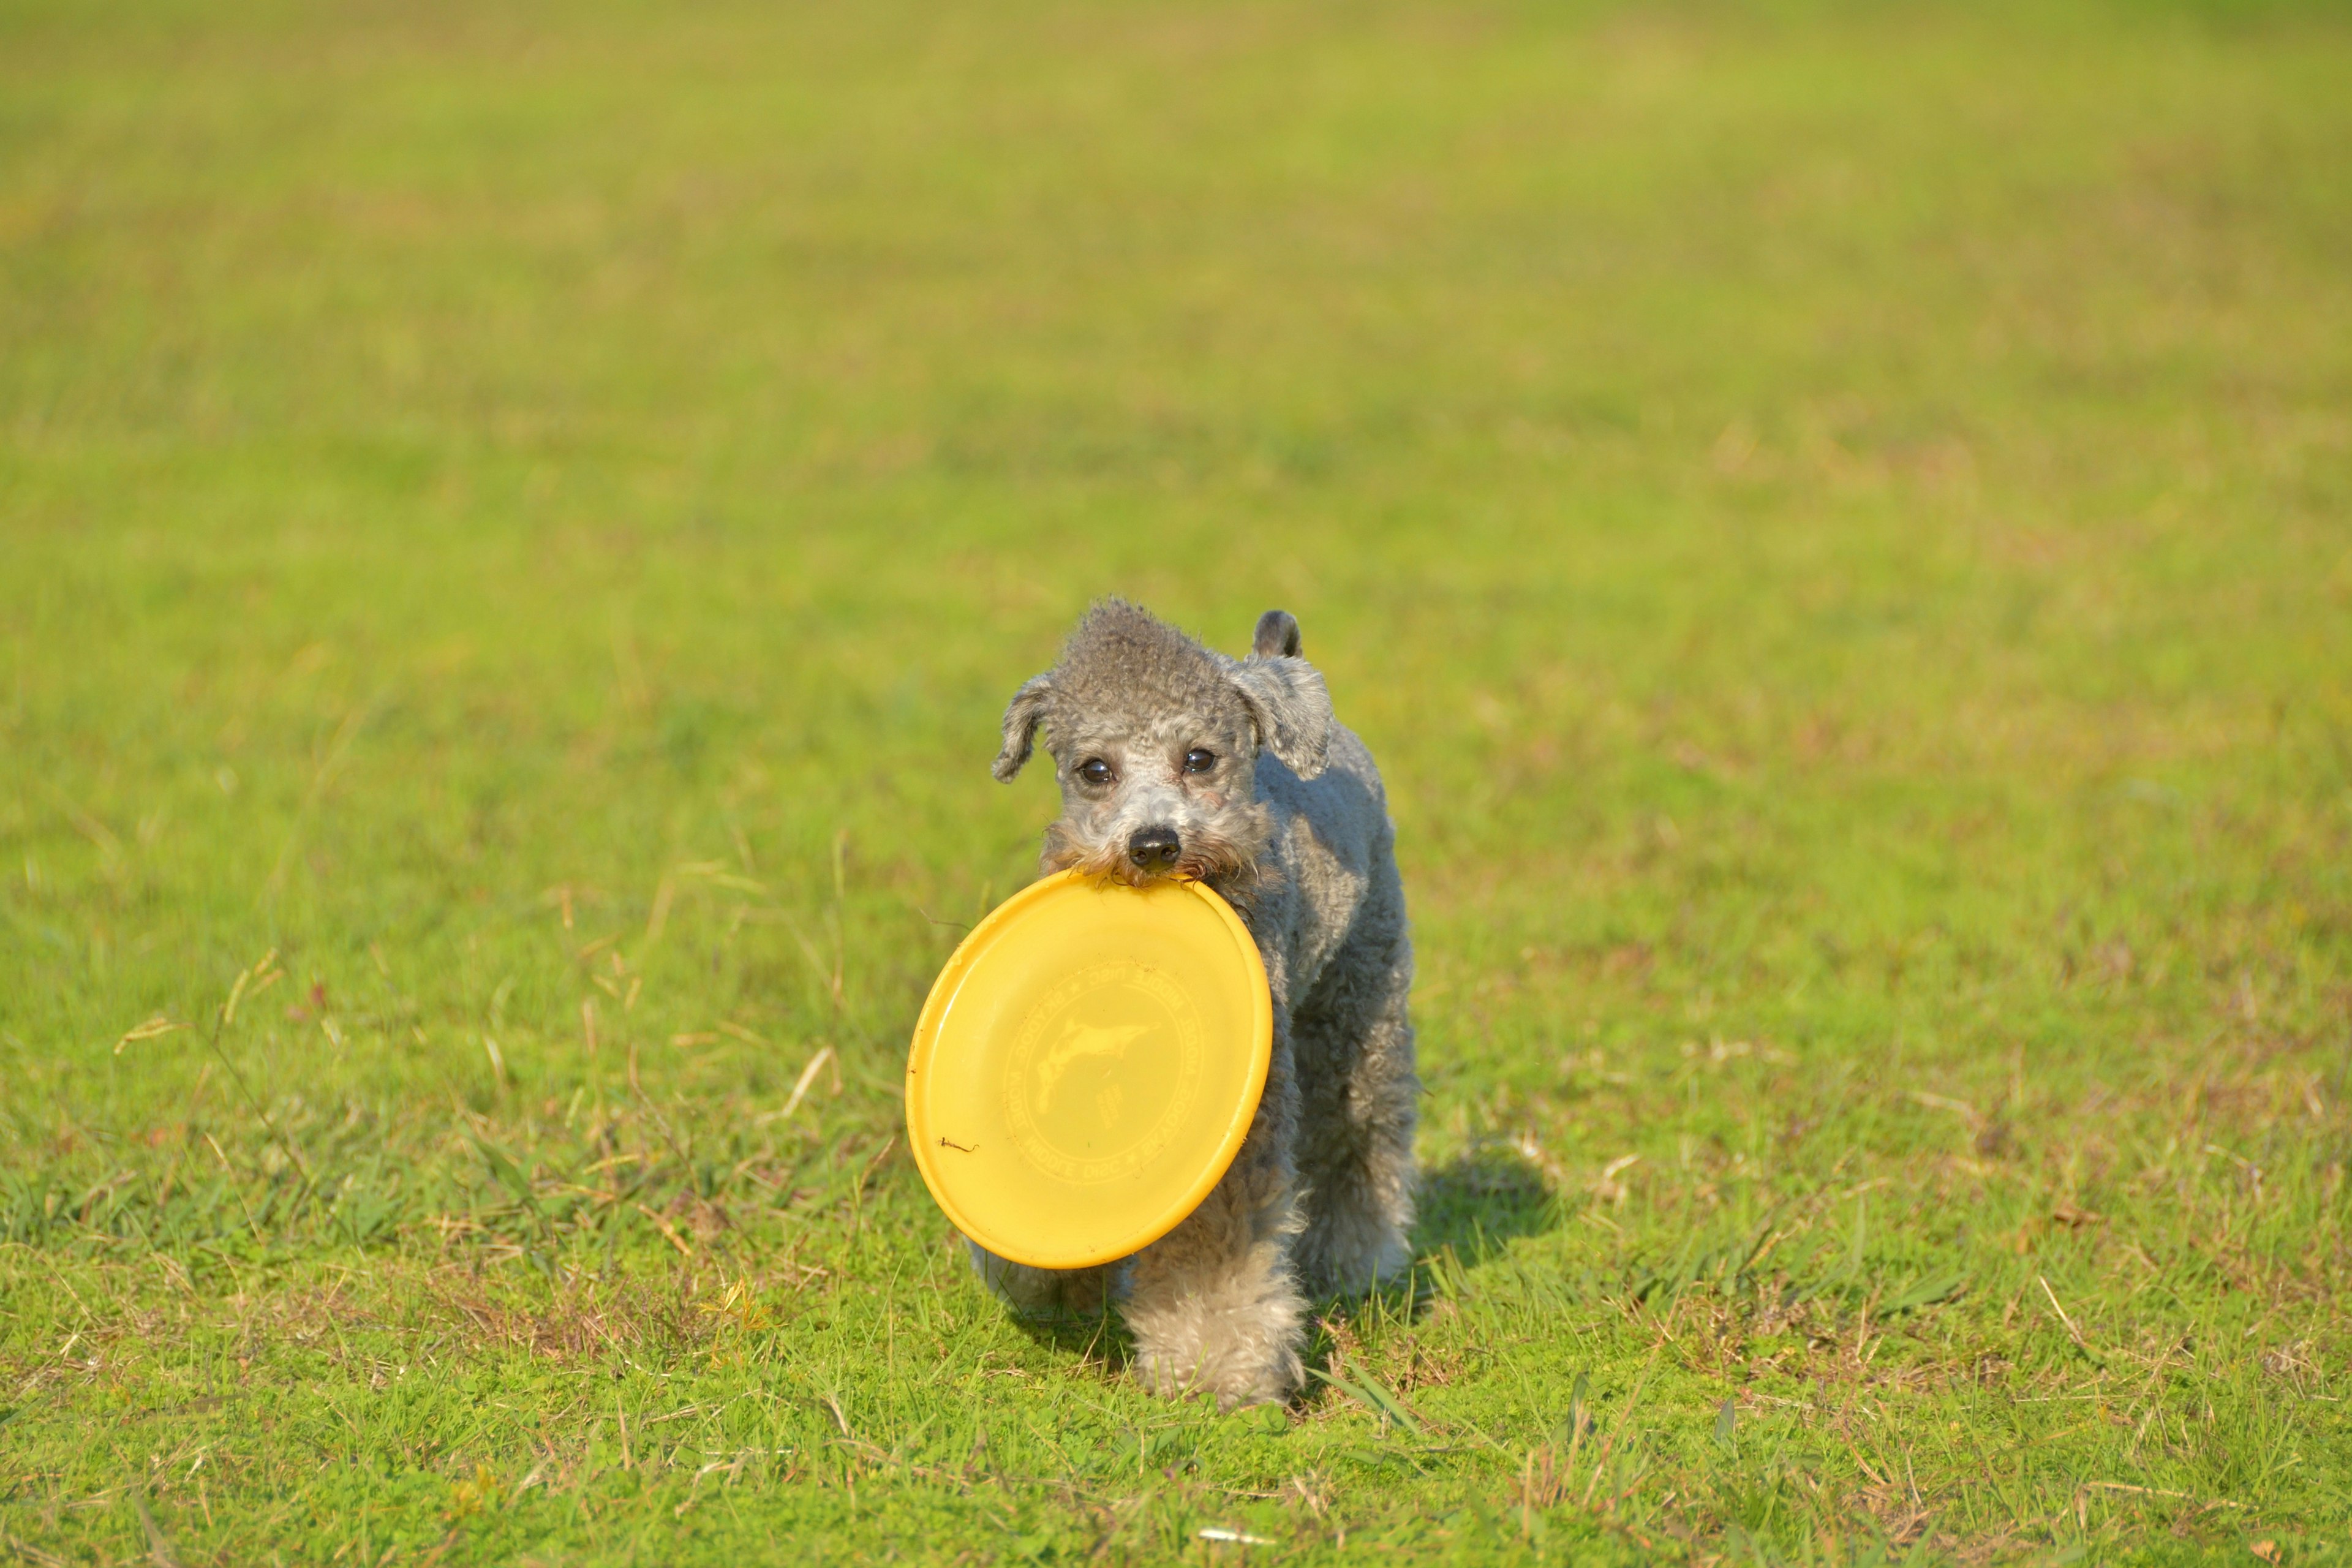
978 600 1419 1409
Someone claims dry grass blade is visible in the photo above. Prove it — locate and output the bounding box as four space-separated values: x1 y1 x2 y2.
132 1494 181 1568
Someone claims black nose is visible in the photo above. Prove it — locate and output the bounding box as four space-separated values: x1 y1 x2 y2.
1127 826 1182 870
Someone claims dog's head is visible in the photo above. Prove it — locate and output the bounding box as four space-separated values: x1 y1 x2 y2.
992 601 1332 888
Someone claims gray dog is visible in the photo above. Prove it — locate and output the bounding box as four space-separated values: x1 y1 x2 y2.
978 600 1419 1409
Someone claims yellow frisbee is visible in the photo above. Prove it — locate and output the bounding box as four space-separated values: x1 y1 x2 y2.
905 870 1273 1271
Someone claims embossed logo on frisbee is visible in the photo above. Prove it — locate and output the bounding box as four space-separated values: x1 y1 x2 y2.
1004 961 1202 1183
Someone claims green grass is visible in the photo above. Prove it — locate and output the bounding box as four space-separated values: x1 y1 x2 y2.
4 0 2350 1561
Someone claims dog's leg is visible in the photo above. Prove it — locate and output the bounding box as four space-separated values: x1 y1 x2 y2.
1292 929 1419 1298
968 1246 1121 1318
1120 1023 1306 1410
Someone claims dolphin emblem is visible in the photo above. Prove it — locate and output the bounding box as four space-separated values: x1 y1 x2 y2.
1033 1020 1155 1112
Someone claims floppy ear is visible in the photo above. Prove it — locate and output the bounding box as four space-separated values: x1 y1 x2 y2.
1231 656 1332 780
991 676 1052 782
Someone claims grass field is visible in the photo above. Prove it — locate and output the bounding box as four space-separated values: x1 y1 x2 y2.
5 0 2351 1561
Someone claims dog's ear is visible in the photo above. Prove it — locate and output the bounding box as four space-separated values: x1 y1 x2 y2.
992 676 1052 782
1252 609 1302 658
1231 656 1332 780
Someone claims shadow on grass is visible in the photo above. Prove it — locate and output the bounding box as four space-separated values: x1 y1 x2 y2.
1410 1144 1561 1268
1009 1305 1133 1374
989 1147 1562 1407
1298 1145 1564 1407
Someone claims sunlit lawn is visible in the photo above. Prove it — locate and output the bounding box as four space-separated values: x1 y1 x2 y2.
3 0 2350 1561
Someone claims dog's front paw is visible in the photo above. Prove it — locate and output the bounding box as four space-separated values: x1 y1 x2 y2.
1123 1244 1308 1411
1133 1338 1302 1412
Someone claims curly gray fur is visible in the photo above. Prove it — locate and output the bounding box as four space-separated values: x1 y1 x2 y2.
979 600 1420 1409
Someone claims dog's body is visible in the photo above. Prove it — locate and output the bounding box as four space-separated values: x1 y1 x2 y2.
979 601 1418 1408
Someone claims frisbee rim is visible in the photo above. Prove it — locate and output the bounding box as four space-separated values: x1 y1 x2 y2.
903 870 1273 1271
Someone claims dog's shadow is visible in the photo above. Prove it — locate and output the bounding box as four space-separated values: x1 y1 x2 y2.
1407 1143 1562 1273
1009 1302 1134 1373
1304 1145 1562 1371
1005 1147 1562 1391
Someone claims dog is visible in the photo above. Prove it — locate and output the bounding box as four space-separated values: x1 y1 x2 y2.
976 600 1419 1409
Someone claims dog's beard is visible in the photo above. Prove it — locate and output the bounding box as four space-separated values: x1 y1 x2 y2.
1042 815 1263 892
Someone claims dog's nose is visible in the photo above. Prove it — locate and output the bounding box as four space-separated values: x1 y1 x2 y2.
1126 826 1182 871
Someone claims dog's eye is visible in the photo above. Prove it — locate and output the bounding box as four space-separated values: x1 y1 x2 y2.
1182 748 1216 775
1076 758 1115 786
